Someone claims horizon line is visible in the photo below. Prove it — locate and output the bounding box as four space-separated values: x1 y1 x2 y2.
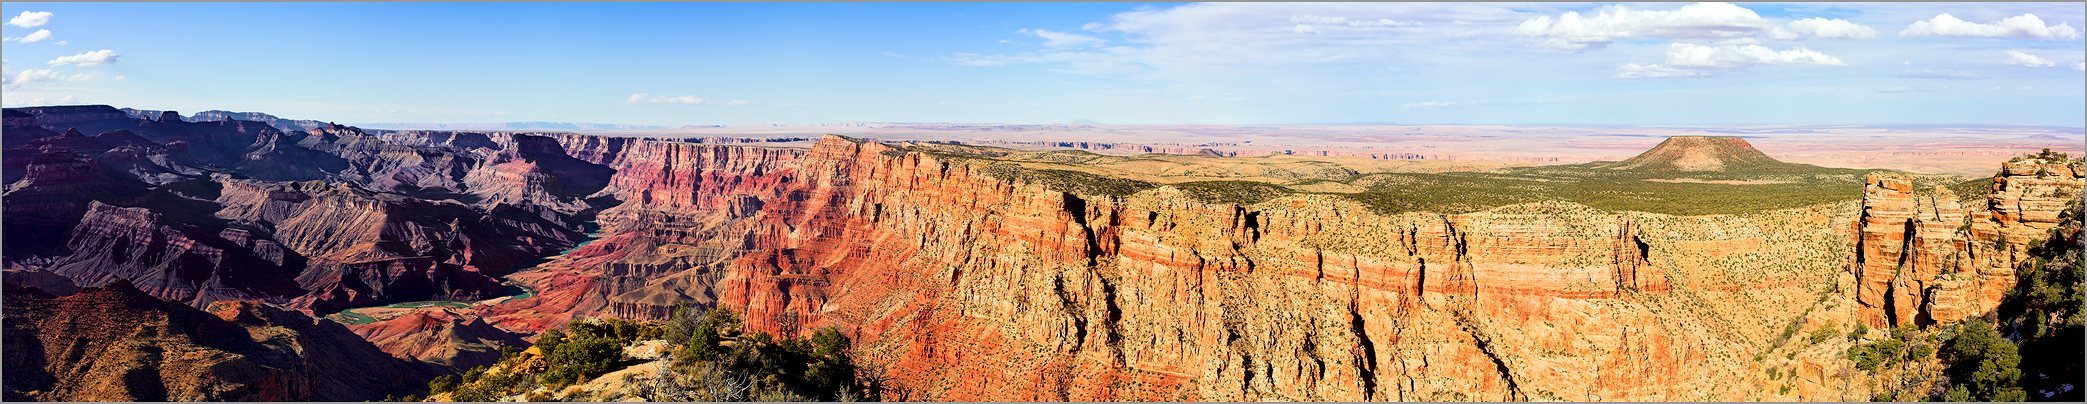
8 103 2085 131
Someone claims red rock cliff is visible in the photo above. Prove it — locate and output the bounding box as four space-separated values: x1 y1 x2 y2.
1850 159 2083 328
484 135 1859 401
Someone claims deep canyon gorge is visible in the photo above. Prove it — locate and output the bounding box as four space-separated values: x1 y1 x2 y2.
2 105 2080 401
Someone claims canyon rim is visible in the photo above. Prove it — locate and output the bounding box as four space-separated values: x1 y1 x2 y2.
3 1 2085 403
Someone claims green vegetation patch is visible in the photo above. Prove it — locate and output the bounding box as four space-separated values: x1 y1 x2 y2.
977 162 1156 198
428 306 880 402
1173 181 1293 205
328 310 378 325
1335 166 1867 216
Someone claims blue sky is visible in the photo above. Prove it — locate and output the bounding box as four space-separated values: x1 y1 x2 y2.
2 2 2083 127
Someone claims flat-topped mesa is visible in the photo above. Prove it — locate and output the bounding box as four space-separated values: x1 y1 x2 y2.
1601 136 1784 172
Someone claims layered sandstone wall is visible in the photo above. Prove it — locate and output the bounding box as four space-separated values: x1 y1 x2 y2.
474 135 1856 401
1850 160 2083 328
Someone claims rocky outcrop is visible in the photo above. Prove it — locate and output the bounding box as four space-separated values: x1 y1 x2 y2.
343 308 527 371
10 104 2078 401
185 110 331 132
2 107 592 314
45 202 307 307
1850 159 2084 327
1 280 434 401
476 135 1846 401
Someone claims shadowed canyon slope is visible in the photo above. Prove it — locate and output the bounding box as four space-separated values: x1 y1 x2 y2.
2 281 435 401
3 105 2081 401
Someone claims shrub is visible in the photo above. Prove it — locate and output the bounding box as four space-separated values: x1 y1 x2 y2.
541 334 624 386
1846 333 1906 372
1808 325 1837 345
449 369 521 402
1995 200 2086 401
1939 320 2025 401
665 304 701 343
537 328 567 353
427 374 458 394
682 309 740 362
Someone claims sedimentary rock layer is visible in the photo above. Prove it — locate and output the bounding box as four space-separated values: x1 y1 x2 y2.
484 135 1855 401
1851 160 2084 327
1 281 433 401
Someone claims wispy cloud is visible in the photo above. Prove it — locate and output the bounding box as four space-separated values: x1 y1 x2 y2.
1894 68 1980 80
948 2 1527 81
1399 101 1463 109
3 69 58 89
1769 18 1876 40
48 49 119 66
1023 29 1103 48
1616 43 1841 78
1900 13 2081 40
7 29 52 43
624 93 704 104
1514 2 1770 51
2004 50 2056 67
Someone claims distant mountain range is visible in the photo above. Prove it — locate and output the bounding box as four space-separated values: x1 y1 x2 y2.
114 108 683 132
354 121 677 131
120 108 335 132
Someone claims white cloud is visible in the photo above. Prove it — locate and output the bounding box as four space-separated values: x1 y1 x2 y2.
52 40 67 46
1663 43 1841 68
3 69 58 88
1024 29 1103 48
2004 50 2055 67
1616 63 1713 78
726 100 754 107
1616 43 1842 78
1894 68 1979 80
8 11 51 28
950 52 1044 67
952 2 1528 81
1514 2 1771 51
2076 62 2085 72
1399 101 1462 109
624 93 704 104
1187 93 1245 102
1900 13 2081 40
48 49 119 66
63 73 91 81
16 29 52 43
1769 18 1877 40
1290 15 1348 25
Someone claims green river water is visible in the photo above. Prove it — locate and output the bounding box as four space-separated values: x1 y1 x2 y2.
327 233 599 325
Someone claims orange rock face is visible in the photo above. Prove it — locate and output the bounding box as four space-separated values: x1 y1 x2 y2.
18 102 2071 401
343 308 526 371
476 135 1864 401
1850 160 2083 328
